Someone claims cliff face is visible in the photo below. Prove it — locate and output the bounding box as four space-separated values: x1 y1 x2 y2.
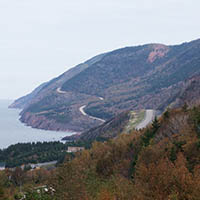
11 39 200 133
20 112 73 132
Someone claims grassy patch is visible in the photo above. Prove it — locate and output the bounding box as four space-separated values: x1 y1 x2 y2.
124 110 145 133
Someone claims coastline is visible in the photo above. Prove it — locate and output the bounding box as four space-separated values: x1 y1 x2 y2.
0 100 74 149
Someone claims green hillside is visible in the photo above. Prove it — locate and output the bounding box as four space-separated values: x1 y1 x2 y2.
11 39 200 133
1 103 200 199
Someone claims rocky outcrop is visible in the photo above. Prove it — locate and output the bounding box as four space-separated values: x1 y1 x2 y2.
147 44 169 63
20 112 76 132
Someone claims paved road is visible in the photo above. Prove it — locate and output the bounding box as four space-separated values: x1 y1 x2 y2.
56 87 67 94
79 105 87 116
57 87 105 123
79 105 105 123
135 109 155 130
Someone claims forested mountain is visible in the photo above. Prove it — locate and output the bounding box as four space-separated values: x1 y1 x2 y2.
49 106 200 200
2 38 200 199
63 111 131 142
63 110 145 142
11 39 200 132
1 103 200 199
169 74 200 109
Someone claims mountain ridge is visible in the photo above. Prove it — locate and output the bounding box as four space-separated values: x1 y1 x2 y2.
11 38 200 133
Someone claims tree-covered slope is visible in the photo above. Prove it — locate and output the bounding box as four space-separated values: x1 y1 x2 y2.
63 111 131 142
2 95 200 200
10 53 106 110
12 39 200 132
49 105 200 200
63 110 145 142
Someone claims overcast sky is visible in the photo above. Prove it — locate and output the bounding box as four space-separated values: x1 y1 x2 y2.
0 0 200 99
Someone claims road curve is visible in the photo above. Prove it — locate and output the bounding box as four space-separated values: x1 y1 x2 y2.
57 87 105 123
56 87 67 94
135 109 155 130
79 105 87 116
79 96 105 122
79 105 105 123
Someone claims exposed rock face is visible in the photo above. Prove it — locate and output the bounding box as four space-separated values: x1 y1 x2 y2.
148 44 169 63
20 112 75 132
11 38 200 133
20 105 101 133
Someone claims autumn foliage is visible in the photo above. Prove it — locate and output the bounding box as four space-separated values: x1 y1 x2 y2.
50 107 200 200
1 106 200 199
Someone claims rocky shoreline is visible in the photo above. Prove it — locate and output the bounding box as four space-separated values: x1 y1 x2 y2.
19 112 80 134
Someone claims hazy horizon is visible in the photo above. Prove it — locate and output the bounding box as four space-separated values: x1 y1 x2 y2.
1 0 200 99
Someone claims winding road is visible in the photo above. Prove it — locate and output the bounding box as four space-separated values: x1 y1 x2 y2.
56 87 67 94
79 105 105 123
135 109 155 130
57 87 105 123
56 87 155 127
79 105 87 116
98 97 104 100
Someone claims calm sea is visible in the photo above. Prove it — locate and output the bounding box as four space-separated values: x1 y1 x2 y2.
0 100 73 149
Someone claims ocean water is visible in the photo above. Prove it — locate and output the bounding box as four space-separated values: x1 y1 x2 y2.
0 100 74 149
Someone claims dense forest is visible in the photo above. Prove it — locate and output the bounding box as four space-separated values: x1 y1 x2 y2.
50 106 200 200
0 141 90 168
0 104 200 199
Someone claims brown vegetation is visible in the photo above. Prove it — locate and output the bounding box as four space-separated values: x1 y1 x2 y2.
50 106 200 200
1 105 200 199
